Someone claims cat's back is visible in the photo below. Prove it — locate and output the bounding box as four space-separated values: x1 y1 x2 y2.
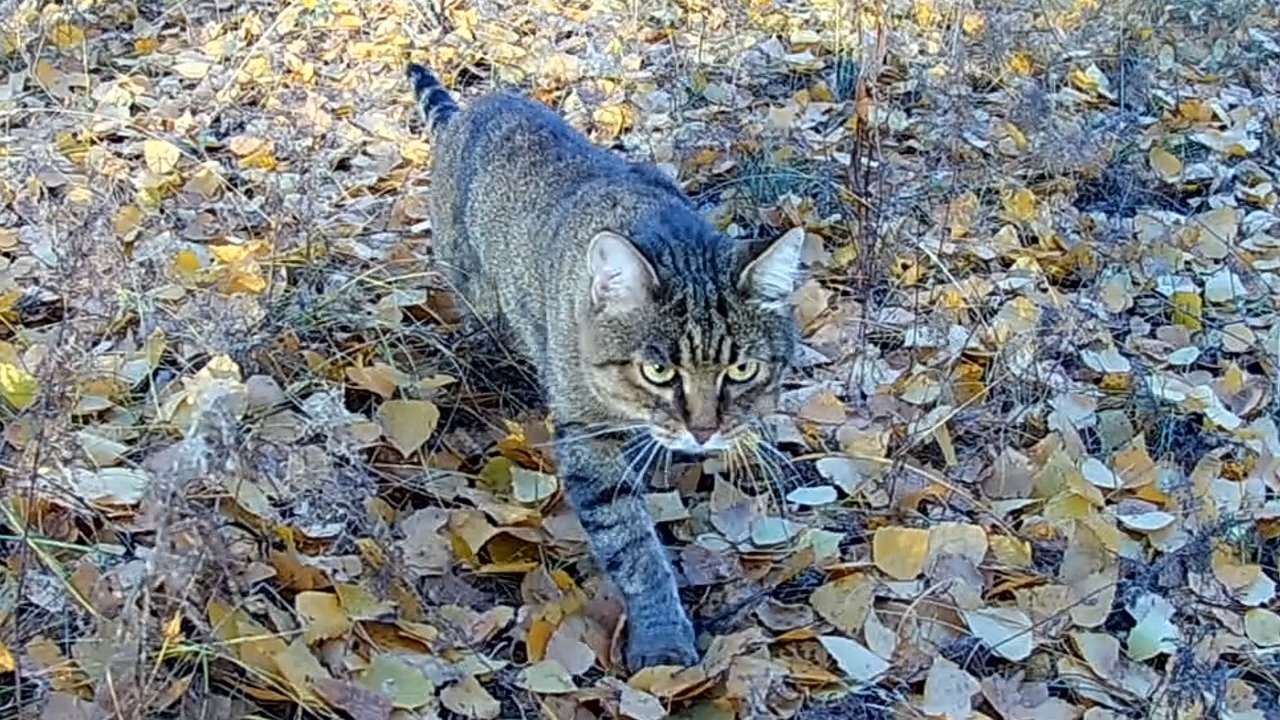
432 92 617 194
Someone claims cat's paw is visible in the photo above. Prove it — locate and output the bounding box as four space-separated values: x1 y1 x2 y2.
625 617 699 671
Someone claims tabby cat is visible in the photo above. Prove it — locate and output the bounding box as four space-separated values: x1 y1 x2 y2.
407 63 803 670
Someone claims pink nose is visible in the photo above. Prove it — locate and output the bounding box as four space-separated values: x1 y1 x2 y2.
690 428 716 444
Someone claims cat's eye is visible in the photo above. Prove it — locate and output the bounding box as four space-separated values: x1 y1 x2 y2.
725 361 761 383
638 362 678 385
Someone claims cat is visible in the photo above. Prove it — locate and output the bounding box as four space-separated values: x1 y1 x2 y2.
406 62 804 670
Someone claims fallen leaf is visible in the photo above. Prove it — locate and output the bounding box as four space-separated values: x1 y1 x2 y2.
376 399 440 457
143 139 181 174
0 362 39 410
921 656 980 717
810 573 875 635
517 659 577 693
873 527 930 580
296 591 352 643
618 684 667 720
314 678 395 720
961 607 1035 661
512 466 559 504
818 635 890 682
440 676 501 719
785 485 838 506
355 654 434 710
1244 609 1280 647
1148 146 1182 181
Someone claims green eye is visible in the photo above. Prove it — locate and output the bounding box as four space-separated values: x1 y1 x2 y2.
639 362 677 385
725 361 760 383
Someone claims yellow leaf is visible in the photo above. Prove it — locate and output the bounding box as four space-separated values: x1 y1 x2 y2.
334 583 396 621
143 139 181 174
209 244 251 264
172 249 201 277
0 361 39 411
239 147 277 171
890 256 924 286
400 139 431 166
162 611 183 643
1003 121 1028 152
66 183 94 204
592 104 636 140
527 616 556 662
1170 291 1202 331
0 642 13 672
1002 187 1037 223
1008 51 1035 76
988 535 1032 567
113 205 146 238
872 526 930 580
377 400 440 457
224 267 267 295
1148 146 1182 181
297 591 353 643
49 23 85 51
961 12 985 35
952 361 986 404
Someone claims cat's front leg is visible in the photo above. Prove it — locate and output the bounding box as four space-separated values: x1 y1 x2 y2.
555 425 699 671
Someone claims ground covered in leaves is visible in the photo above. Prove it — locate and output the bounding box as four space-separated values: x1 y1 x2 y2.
2 0 1280 718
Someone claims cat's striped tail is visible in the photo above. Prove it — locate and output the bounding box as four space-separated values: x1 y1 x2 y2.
406 63 459 136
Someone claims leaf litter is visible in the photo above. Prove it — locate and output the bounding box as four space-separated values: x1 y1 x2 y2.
1 0 1279 719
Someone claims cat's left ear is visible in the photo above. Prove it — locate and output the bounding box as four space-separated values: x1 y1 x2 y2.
737 229 804 308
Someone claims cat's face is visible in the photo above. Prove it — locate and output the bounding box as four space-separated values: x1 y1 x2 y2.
582 229 802 454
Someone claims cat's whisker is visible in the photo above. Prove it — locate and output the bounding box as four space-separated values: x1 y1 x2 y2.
627 439 665 501
546 423 650 448
751 444 791 520
620 435 663 498
723 440 742 490
755 438 797 474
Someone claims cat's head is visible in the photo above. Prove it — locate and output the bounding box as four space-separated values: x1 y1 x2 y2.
579 218 803 455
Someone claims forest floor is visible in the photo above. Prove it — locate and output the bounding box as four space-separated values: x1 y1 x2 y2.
2 0 1280 718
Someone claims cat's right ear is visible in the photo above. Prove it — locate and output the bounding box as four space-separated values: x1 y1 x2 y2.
588 231 657 312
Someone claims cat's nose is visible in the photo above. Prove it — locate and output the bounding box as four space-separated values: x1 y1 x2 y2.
690 427 717 444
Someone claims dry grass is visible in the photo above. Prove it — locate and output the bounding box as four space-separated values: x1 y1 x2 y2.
1 0 1278 717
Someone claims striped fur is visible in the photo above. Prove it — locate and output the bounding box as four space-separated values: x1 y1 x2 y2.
407 63 458 135
406 63 803 671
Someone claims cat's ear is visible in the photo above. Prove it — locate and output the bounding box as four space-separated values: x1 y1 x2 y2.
588 231 657 311
738 229 804 308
